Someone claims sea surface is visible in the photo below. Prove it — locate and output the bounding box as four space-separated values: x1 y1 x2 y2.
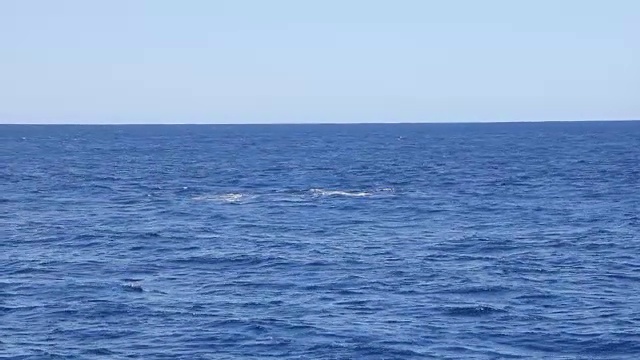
1 122 640 359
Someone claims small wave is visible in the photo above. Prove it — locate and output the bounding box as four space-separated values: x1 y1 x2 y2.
442 305 506 317
376 187 395 193
122 280 143 292
310 189 371 197
192 193 249 203
192 188 390 203
84 348 116 356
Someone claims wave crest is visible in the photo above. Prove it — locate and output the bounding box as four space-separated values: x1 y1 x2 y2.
192 193 248 203
192 187 393 203
309 189 372 197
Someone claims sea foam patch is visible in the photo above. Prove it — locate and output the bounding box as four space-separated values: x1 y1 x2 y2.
192 193 251 203
310 188 372 197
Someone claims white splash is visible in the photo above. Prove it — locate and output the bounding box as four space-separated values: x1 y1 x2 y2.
218 193 245 203
309 188 372 197
376 187 395 193
192 193 248 203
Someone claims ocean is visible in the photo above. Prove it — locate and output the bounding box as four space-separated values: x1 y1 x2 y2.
1 122 639 359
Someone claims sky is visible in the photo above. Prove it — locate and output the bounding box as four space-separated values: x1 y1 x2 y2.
1 0 638 124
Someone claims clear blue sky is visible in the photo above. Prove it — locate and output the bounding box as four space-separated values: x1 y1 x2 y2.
1 0 638 124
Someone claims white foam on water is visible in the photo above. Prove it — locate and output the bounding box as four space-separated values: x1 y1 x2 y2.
309 188 372 197
218 193 245 203
122 280 144 292
192 193 249 203
192 188 390 203
376 187 395 193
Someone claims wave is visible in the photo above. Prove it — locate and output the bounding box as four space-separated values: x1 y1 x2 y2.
122 279 144 292
192 193 250 203
192 187 394 203
309 189 372 197
442 305 507 317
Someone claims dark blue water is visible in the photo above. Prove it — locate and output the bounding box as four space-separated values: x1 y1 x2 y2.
2 122 640 359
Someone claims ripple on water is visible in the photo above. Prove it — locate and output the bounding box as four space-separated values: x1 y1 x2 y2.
2 123 640 359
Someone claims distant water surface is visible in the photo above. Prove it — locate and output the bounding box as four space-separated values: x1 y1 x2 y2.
1 122 639 359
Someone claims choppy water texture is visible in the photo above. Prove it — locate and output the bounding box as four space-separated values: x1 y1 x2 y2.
1 122 640 359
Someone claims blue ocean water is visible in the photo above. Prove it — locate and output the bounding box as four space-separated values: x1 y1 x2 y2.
1 122 639 359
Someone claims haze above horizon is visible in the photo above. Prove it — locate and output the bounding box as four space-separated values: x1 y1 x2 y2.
2 0 638 124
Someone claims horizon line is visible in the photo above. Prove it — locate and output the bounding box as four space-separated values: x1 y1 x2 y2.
1 119 639 126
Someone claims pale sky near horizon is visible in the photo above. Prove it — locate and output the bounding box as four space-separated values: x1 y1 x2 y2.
1 0 638 124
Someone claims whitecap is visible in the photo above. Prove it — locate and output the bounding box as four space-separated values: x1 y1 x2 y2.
218 193 245 203
376 187 395 193
192 193 249 203
309 188 371 197
122 280 144 292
